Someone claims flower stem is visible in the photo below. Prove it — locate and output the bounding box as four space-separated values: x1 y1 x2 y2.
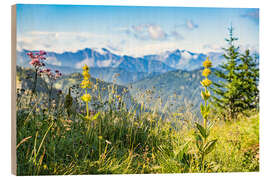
85 89 89 118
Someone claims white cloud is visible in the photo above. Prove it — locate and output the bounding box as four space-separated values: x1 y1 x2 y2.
170 31 184 40
202 44 223 53
46 56 62 66
148 25 167 40
121 41 183 57
186 20 198 30
128 24 168 41
202 43 259 55
75 58 95 69
16 29 257 58
17 29 182 57
17 31 114 53
239 44 259 54
125 24 187 42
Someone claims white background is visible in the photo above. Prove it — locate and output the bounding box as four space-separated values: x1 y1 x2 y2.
1 0 269 179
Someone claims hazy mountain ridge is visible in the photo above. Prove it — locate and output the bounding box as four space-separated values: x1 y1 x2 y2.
16 65 220 115
16 48 225 85
128 68 220 114
17 48 225 72
16 66 138 111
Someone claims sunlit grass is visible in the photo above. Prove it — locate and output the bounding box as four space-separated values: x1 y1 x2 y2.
16 58 259 175
16 88 259 175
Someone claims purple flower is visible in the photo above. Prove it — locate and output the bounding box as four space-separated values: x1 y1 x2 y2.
26 52 33 56
39 50 47 55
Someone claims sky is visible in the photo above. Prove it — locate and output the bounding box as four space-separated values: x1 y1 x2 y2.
16 4 259 56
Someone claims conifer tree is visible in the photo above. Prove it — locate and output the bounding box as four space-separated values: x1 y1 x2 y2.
211 26 243 120
237 50 259 110
211 26 259 120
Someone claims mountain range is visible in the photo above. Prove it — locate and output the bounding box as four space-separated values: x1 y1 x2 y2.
16 48 225 84
16 65 220 116
128 68 219 115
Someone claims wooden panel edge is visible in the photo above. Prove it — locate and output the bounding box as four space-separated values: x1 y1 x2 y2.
11 4 17 176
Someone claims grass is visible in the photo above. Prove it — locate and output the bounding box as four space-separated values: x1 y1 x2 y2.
16 85 259 175
208 113 259 172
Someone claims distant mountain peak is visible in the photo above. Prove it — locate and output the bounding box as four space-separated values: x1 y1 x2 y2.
17 47 226 73
173 49 181 54
101 48 110 52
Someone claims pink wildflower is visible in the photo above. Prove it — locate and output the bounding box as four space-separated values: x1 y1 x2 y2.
26 52 33 56
39 50 46 55
29 58 40 66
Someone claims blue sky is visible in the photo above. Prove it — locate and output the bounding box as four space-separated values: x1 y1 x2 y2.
16 4 259 56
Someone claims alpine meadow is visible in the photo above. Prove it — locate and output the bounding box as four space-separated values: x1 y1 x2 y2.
14 5 259 175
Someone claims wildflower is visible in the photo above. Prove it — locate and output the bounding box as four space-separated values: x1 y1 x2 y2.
201 79 212 87
202 68 211 77
82 71 90 79
82 64 89 71
29 58 40 66
81 64 92 119
39 50 46 55
203 57 212 68
98 136 103 140
26 52 33 56
81 79 91 89
81 93 91 102
201 90 211 100
81 65 91 87
195 56 217 169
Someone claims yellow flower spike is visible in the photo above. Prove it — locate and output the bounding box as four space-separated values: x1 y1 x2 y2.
201 79 212 87
81 79 91 89
81 93 91 102
82 71 90 78
201 89 211 100
205 89 210 98
202 68 211 77
201 91 205 100
203 57 212 68
81 64 92 119
82 64 89 71
83 75 90 80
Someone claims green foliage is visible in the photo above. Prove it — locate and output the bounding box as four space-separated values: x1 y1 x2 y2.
15 39 259 175
16 79 259 175
237 50 259 110
129 69 218 116
195 123 209 139
211 26 259 120
64 87 73 118
193 57 217 172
